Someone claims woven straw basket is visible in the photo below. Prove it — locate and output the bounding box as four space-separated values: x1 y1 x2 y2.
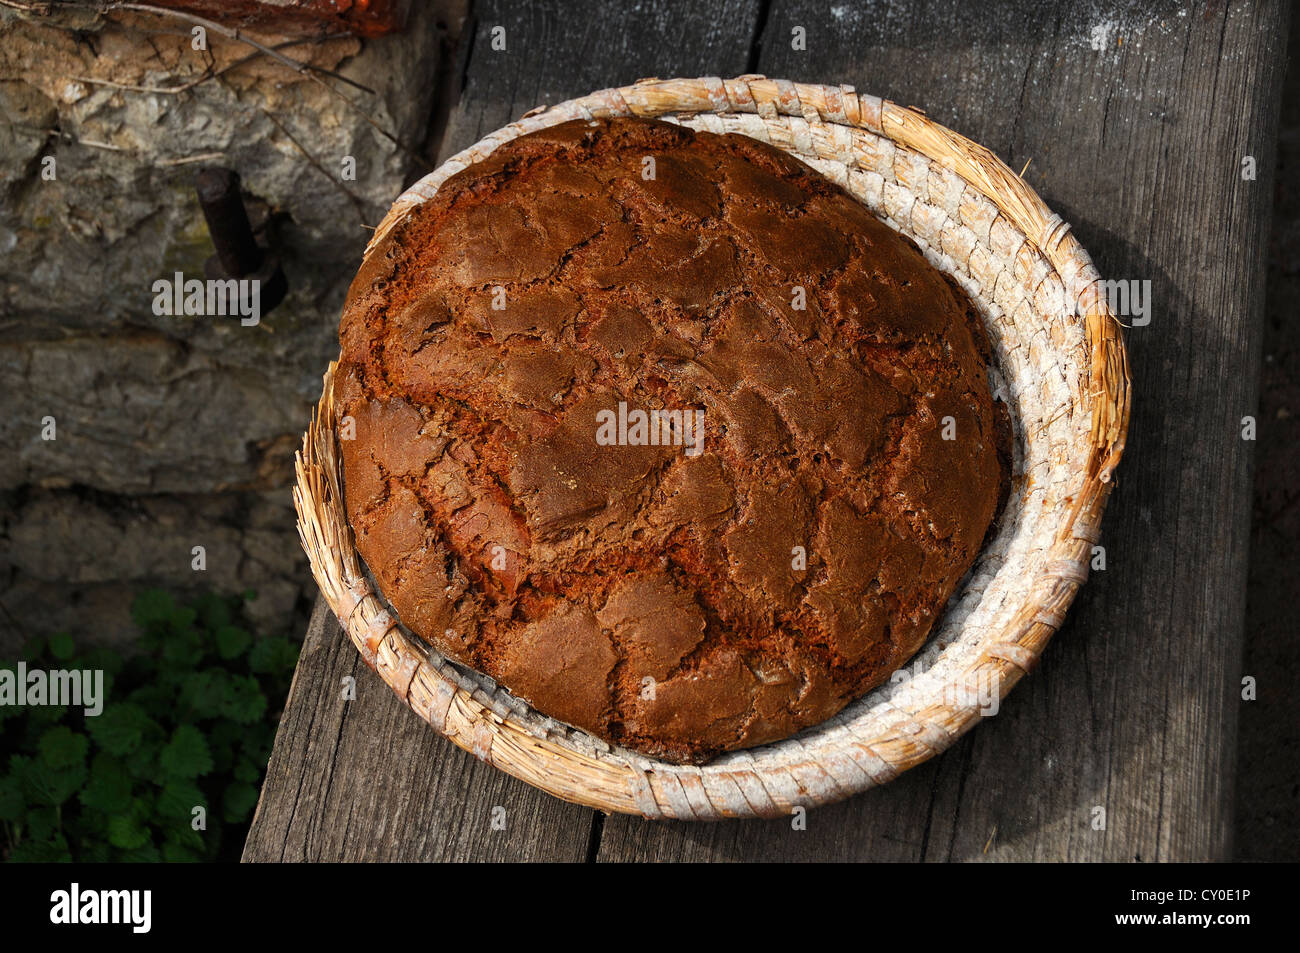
294 76 1130 820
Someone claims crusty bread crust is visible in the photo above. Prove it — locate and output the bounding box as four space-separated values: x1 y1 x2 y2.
335 117 1007 763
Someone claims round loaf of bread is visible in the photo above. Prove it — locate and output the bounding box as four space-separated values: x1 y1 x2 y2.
334 116 1009 764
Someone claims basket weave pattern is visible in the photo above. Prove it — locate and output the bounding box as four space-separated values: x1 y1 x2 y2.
294 77 1130 820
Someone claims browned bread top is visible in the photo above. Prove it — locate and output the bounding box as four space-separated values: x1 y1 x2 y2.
334 116 1008 763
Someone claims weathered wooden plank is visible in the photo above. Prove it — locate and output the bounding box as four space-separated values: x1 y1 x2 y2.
439 0 764 163
242 598 595 861
1236 12 1300 864
598 0 1287 861
244 0 765 862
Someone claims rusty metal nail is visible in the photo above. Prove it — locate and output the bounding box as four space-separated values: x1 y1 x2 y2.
194 166 288 315
196 167 262 277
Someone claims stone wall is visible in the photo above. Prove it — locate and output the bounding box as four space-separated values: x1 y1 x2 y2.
0 2 448 648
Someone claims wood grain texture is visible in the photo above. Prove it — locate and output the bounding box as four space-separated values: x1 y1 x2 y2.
596 0 1287 862
438 0 764 163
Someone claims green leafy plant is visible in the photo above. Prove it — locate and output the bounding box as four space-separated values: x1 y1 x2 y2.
0 589 298 862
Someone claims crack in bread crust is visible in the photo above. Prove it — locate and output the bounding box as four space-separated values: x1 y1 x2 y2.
334 117 1009 764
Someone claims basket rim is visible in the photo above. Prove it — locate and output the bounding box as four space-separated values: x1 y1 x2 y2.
294 75 1131 820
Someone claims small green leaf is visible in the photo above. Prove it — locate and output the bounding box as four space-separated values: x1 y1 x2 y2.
159 725 212 779
47 632 76 661
131 589 176 630
220 675 267 725
38 726 89 770
13 754 87 807
117 843 161 863
78 840 113 863
249 637 299 675
124 737 163 779
222 781 259 824
86 703 152 757
126 683 174 720
106 799 151 850
8 835 72 863
79 754 133 814
65 804 106 841
157 780 206 819
167 607 198 634
161 840 203 863
160 628 204 668
178 670 230 719
214 625 252 660
166 825 206 852
194 592 232 632
26 805 60 841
